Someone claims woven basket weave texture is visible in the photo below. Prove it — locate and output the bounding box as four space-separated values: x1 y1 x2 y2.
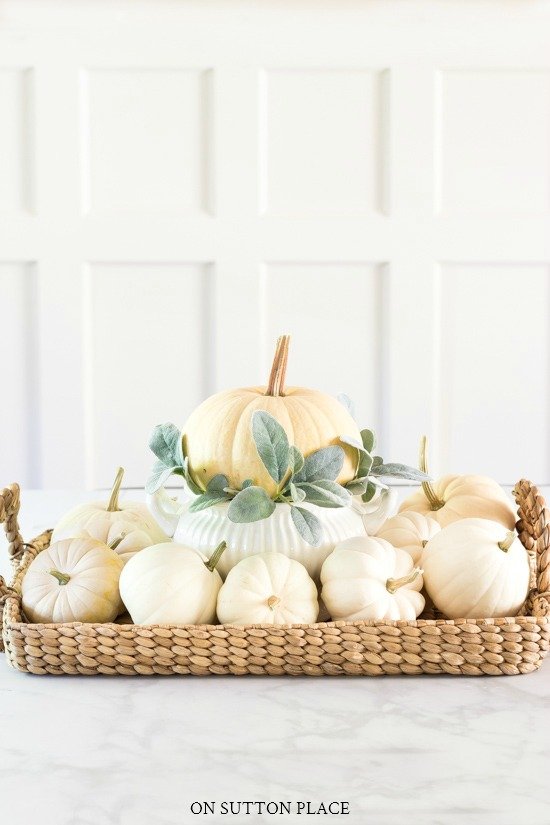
1 479 549 676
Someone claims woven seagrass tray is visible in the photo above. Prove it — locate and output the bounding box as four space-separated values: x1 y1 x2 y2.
1 479 549 676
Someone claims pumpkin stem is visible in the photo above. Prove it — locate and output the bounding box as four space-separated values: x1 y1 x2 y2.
419 436 445 511
267 595 281 610
205 541 227 572
49 569 71 586
109 534 125 552
498 531 516 552
265 334 290 397
107 467 125 512
386 567 423 594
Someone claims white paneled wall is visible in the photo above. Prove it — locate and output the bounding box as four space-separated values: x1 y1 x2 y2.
1 0 550 490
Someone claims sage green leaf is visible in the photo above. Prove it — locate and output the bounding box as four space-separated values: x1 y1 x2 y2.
357 451 374 478
183 458 203 495
146 460 177 494
290 446 305 475
372 455 383 468
337 393 355 419
290 482 306 503
340 433 366 455
290 506 323 547
295 446 344 483
207 474 230 494
299 480 351 508
372 463 430 482
360 429 376 453
251 411 290 484
241 479 253 489
345 480 368 496
188 492 229 512
228 486 276 523
362 481 377 502
149 423 182 465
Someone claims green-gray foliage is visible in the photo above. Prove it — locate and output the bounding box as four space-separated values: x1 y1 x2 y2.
146 405 431 547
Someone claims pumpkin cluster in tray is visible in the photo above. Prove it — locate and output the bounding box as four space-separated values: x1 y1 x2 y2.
20 336 530 628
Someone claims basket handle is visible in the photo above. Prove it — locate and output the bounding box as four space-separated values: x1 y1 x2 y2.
0 483 25 564
0 483 25 653
514 478 550 615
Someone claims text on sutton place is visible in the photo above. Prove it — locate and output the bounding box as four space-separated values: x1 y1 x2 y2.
190 802 350 816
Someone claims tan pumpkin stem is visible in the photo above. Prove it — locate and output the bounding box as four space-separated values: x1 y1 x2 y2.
267 595 281 610
109 534 125 552
49 569 71 586
386 567 423 594
266 335 290 397
107 467 125 512
419 436 445 511
498 531 516 552
205 541 227 572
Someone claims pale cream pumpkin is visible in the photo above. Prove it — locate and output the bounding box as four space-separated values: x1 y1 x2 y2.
398 437 516 529
183 335 361 497
21 536 124 623
321 535 425 621
421 518 530 619
51 468 169 563
376 511 441 564
216 552 319 626
120 541 226 625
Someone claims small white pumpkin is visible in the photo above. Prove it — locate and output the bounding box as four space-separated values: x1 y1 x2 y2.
120 541 226 625
22 536 124 623
377 511 441 564
398 437 516 529
421 518 530 619
52 467 169 563
321 535 425 621
216 552 319 626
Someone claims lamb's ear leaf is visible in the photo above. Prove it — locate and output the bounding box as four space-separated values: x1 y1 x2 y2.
188 492 229 512
360 429 376 454
362 481 378 502
206 474 230 494
290 446 305 476
298 480 351 508
149 423 182 465
372 463 430 482
241 479 254 489
340 434 366 455
290 482 306 503
290 506 323 547
295 446 344 484
251 411 290 484
227 486 276 523
183 458 203 495
357 451 374 478
146 460 177 494
346 479 368 496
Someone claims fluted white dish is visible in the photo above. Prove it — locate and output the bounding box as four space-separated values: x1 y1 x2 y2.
147 485 397 579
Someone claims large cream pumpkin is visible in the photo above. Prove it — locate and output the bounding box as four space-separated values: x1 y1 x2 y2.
421 518 530 619
183 335 361 497
21 537 124 624
51 467 169 563
398 437 516 529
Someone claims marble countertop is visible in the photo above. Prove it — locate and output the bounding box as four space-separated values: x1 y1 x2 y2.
2 488 550 825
